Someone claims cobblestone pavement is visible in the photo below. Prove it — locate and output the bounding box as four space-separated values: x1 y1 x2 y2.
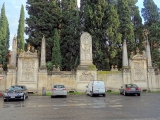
0 93 160 120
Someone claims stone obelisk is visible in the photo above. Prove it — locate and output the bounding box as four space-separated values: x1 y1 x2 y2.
122 39 129 67
11 35 17 67
122 39 130 84
39 35 47 72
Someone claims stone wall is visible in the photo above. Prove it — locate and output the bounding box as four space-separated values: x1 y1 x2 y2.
38 71 77 94
97 71 123 91
0 75 6 92
1 71 160 93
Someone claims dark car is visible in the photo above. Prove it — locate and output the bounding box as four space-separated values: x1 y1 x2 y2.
119 84 141 96
3 85 28 102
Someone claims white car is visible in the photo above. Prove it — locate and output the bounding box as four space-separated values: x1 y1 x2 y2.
51 84 67 98
86 81 106 97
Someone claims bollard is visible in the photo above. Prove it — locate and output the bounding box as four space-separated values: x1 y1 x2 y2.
42 87 46 96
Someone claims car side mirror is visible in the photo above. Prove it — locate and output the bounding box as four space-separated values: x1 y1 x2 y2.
86 86 88 88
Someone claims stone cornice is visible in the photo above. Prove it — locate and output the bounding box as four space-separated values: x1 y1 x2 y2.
19 51 38 58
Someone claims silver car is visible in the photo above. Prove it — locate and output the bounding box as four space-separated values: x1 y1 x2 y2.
119 84 141 96
51 84 67 98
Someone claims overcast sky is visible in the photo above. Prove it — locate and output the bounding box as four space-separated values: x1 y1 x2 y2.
0 0 159 50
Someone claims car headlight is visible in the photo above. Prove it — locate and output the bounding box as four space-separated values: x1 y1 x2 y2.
18 93 24 96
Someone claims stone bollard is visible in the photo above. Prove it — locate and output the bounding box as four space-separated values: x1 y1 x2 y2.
42 87 46 96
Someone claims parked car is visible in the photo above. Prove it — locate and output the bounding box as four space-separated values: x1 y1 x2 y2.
51 84 67 98
119 84 141 96
3 85 28 102
86 80 106 97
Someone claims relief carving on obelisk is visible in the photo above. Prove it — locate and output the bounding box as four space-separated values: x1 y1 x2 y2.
80 32 93 65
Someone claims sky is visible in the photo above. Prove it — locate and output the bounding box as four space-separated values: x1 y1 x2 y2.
0 0 160 50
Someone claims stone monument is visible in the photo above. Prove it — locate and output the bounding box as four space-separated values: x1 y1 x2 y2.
122 39 131 84
11 35 17 67
6 36 17 89
143 29 155 90
76 32 97 92
80 32 93 65
39 35 47 72
17 44 39 92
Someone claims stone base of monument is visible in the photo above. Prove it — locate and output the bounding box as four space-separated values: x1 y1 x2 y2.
77 64 97 70
76 63 97 92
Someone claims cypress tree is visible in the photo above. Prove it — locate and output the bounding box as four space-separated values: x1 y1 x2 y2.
80 0 87 32
60 0 80 70
84 0 107 70
25 0 61 61
0 3 10 70
141 0 160 67
141 0 160 25
52 29 62 68
117 0 135 54
105 3 122 69
132 6 143 52
149 23 160 67
17 5 25 51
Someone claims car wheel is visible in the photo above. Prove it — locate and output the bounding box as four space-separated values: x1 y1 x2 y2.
22 95 26 101
4 99 7 102
51 96 53 98
137 93 141 96
103 94 106 97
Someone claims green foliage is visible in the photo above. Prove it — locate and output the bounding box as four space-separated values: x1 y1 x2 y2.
23 0 160 71
17 5 25 50
105 4 122 69
60 0 80 71
46 61 53 71
25 0 61 62
83 0 107 70
0 3 10 70
73 56 79 70
52 29 62 68
148 22 160 67
141 0 160 68
117 0 135 55
142 0 160 25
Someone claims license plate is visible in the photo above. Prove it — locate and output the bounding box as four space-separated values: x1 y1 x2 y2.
131 88 135 90
11 96 15 98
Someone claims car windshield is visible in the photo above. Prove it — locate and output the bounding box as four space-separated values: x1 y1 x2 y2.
9 86 24 91
54 85 65 88
126 84 137 88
